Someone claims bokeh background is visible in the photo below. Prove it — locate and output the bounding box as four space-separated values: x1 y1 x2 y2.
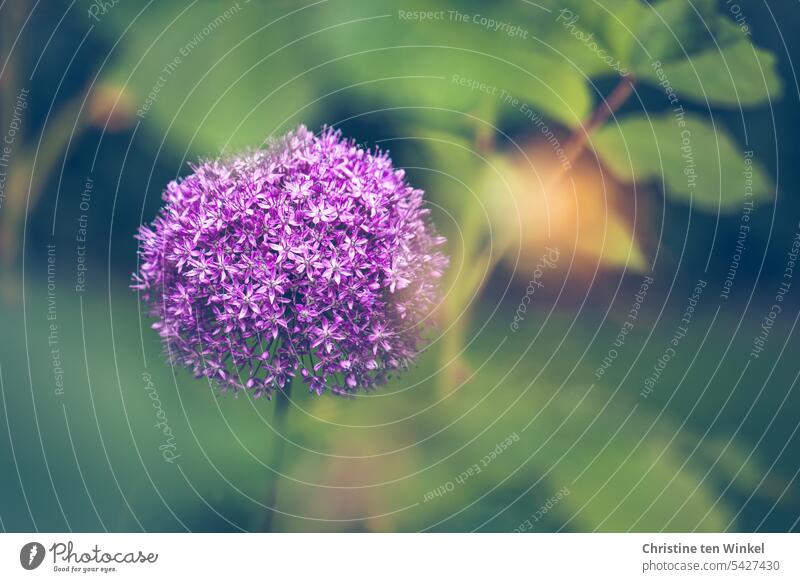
1 0 799 532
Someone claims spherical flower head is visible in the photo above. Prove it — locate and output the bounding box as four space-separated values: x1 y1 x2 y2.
133 126 448 399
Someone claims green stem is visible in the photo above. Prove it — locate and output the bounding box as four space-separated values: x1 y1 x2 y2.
437 78 635 394
261 381 292 532
565 75 636 159
437 199 513 395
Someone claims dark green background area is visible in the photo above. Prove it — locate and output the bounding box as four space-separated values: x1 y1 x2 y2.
2 278 799 531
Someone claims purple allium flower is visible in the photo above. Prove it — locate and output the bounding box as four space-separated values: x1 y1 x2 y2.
133 126 447 399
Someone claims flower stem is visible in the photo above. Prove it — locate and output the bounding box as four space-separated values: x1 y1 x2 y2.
261 382 292 532
546 75 636 190
566 76 636 159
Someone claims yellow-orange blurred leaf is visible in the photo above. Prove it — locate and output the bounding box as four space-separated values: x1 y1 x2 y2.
484 141 649 275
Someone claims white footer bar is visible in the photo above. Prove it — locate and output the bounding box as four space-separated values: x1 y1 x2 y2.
1 533 797 581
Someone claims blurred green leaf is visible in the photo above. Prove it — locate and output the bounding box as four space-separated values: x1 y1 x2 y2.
301 0 592 129
420 371 740 531
593 113 773 211
477 147 648 272
593 209 648 272
536 0 644 62
407 129 488 212
628 0 720 68
538 0 780 109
